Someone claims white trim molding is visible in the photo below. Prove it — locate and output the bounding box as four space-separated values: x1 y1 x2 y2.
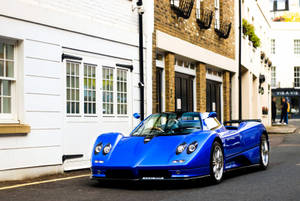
156 31 237 73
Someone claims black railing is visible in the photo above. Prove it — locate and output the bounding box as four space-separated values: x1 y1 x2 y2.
215 22 232 39
197 9 213 29
170 0 194 19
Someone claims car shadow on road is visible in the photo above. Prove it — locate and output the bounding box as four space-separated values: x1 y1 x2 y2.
88 166 262 191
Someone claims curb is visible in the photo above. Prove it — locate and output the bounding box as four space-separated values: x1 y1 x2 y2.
267 127 296 134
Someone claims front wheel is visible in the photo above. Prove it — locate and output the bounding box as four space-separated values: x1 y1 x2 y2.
259 134 269 170
210 141 224 184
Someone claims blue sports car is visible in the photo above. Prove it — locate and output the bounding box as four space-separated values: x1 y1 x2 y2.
91 112 269 183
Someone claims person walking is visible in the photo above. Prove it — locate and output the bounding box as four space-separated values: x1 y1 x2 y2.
286 100 290 124
272 97 276 123
280 97 288 124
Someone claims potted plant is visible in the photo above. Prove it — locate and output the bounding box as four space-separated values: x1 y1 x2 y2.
262 107 268 115
261 51 265 60
268 60 272 67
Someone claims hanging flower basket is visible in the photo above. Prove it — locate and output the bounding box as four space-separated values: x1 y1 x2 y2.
196 8 213 29
268 60 272 67
261 51 265 60
170 0 194 19
262 107 268 115
215 22 232 39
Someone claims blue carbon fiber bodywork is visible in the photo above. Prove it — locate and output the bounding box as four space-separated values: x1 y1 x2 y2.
91 113 268 180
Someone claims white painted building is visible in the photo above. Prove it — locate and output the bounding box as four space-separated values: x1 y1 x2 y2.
270 0 300 19
0 0 154 181
270 22 300 118
241 0 272 125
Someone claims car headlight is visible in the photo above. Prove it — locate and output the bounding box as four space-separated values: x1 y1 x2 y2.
187 142 198 154
176 143 187 155
103 144 112 155
94 143 103 155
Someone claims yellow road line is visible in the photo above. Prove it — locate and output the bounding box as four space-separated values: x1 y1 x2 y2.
0 174 90 191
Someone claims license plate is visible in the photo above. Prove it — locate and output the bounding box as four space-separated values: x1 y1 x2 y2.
142 177 164 180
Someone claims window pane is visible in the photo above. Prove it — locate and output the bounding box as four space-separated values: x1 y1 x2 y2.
0 43 3 59
0 61 3 77
84 65 96 114
3 80 11 96
66 62 80 114
84 103 87 114
102 67 113 114
3 97 11 113
67 63 70 75
6 61 14 78
6 44 14 60
71 64 75 75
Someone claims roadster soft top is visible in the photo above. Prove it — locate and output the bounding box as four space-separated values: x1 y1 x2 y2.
91 112 269 183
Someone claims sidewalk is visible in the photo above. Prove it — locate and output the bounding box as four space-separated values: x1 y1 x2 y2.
266 122 297 134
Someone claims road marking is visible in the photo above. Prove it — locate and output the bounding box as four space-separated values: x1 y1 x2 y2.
0 174 90 191
297 164 300 166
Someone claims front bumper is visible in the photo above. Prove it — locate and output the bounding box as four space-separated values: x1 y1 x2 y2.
91 166 209 181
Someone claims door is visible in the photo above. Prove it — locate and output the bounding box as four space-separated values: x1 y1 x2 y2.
175 73 194 112
156 68 163 113
206 80 221 120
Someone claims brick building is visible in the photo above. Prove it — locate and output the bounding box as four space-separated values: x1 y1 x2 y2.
152 0 238 122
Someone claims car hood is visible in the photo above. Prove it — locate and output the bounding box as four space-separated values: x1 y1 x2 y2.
99 132 211 168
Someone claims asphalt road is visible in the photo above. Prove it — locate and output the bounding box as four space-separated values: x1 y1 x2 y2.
1 125 300 201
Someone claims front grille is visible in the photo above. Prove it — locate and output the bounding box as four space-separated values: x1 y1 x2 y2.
105 169 135 179
138 170 171 178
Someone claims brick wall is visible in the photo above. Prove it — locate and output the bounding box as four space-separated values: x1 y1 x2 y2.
223 71 231 122
153 0 235 114
164 52 176 112
154 0 235 59
196 63 206 113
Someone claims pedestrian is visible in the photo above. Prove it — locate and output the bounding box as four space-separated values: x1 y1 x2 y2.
286 100 290 124
272 97 276 123
280 97 288 124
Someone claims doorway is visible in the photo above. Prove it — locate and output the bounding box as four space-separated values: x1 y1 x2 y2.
206 80 221 120
175 73 194 112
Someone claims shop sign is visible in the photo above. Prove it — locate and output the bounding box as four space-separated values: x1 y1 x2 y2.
273 90 300 96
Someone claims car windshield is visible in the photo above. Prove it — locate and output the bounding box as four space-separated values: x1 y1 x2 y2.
131 112 202 136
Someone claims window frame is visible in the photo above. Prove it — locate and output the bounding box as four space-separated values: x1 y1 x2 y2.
271 39 275 54
271 0 289 11
0 39 17 122
84 63 97 116
102 66 129 117
215 0 220 30
294 66 300 88
294 39 300 55
271 66 276 88
65 59 99 118
196 0 201 20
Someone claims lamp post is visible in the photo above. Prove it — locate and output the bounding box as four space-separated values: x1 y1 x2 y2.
238 0 242 120
137 0 145 120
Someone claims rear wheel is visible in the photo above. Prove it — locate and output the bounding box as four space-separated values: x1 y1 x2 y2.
210 141 224 184
259 134 269 169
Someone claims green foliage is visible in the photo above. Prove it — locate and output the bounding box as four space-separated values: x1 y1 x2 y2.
242 19 261 48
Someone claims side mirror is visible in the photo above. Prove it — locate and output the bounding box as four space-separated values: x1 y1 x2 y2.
133 113 141 119
208 112 217 118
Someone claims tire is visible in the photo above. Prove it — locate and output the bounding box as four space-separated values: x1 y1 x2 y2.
259 134 269 170
209 141 224 184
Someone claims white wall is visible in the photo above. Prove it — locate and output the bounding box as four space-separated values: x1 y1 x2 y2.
241 0 272 125
0 0 154 178
270 23 300 89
